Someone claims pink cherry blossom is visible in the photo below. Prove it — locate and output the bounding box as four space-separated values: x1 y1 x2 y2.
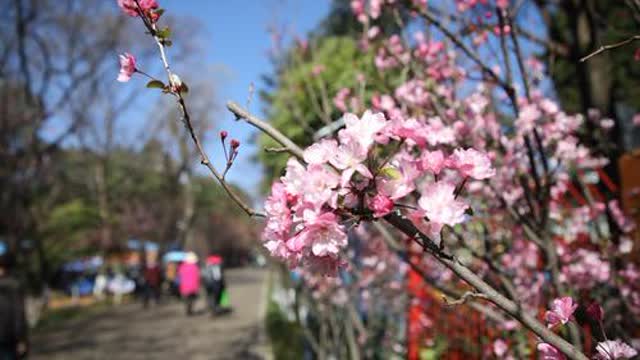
117 0 158 17
117 53 137 82
496 0 509 9
303 139 338 165
417 181 468 227
288 212 347 257
544 296 577 327
334 88 351 112
493 339 508 357
369 194 394 218
537 343 566 360
594 339 638 359
425 117 456 146
301 165 340 208
447 148 496 180
330 136 372 186
339 111 388 150
419 150 446 175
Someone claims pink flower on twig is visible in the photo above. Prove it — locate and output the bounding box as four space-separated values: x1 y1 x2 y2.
544 296 577 328
117 53 137 82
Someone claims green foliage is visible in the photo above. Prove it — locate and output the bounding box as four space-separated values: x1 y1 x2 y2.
265 299 304 359
258 35 399 192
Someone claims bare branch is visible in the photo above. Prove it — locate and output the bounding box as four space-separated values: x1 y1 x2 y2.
138 15 264 218
580 35 640 62
226 101 305 160
443 291 489 306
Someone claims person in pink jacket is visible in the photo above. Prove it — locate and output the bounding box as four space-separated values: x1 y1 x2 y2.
178 252 200 316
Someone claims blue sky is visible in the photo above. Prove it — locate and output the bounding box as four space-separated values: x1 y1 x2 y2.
162 0 331 200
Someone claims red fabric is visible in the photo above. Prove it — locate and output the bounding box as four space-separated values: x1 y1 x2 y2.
143 265 161 287
178 262 200 296
206 255 222 265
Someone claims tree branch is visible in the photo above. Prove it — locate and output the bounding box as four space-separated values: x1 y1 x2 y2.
580 34 640 62
226 101 305 161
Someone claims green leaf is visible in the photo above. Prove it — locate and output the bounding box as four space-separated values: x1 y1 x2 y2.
146 80 165 89
154 8 165 17
380 166 401 180
163 40 173 47
180 82 189 93
156 26 171 39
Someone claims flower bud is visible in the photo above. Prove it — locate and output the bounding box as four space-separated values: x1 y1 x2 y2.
586 302 604 322
230 139 240 149
220 130 228 140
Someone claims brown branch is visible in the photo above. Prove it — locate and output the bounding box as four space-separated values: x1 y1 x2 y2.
443 291 489 306
580 35 640 62
264 146 290 153
384 212 588 360
226 101 305 160
139 15 264 218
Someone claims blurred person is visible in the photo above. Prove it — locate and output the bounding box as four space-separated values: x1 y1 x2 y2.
93 268 108 300
0 254 28 360
142 258 162 308
107 271 135 305
164 261 179 298
202 255 226 315
178 252 200 316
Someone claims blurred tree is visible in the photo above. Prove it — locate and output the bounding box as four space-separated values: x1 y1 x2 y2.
540 0 640 174
0 0 257 290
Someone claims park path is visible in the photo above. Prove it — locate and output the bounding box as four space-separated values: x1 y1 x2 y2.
31 268 272 360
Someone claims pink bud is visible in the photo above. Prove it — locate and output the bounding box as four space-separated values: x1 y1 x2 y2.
230 139 240 149
369 194 394 218
586 302 604 322
220 130 228 140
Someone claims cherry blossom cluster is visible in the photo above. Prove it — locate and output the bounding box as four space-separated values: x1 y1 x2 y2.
263 110 495 274
117 0 162 22
538 297 637 360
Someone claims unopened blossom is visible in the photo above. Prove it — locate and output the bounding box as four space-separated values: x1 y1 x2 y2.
586 301 604 322
117 53 136 82
544 296 577 327
117 0 158 17
417 181 468 227
594 339 638 359
334 88 351 112
369 194 394 218
311 64 325 76
447 148 496 180
537 343 566 360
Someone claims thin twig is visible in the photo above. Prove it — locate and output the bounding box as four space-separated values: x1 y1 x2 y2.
264 146 290 153
580 35 640 62
137 12 264 218
443 291 489 306
226 101 305 160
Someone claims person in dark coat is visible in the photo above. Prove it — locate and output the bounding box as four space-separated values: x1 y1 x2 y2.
142 259 162 308
202 255 226 315
0 254 28 360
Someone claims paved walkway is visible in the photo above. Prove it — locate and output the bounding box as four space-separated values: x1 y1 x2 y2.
31 268 271 360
